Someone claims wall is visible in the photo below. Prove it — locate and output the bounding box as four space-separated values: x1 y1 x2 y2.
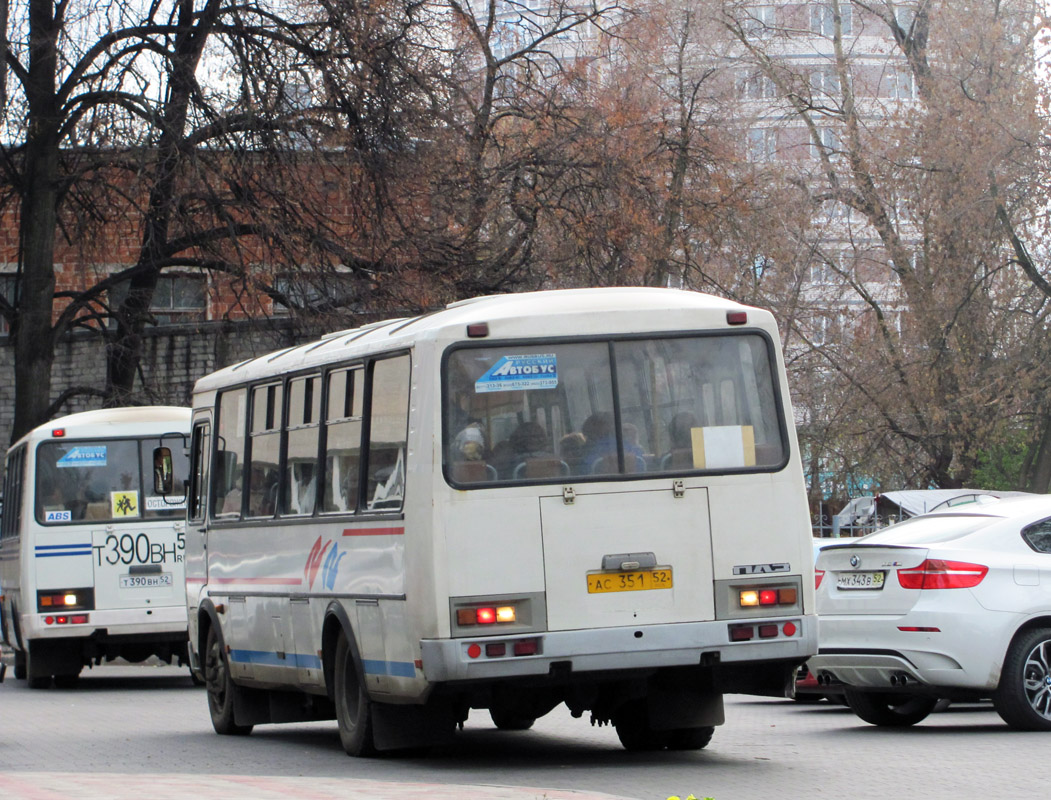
0 318 318 448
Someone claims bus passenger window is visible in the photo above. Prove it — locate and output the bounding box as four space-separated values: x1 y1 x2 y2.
247 383 282 518
323 367 363 513
284 375 320 516
188 424 210 522
365 355 409 511
214 388 247 518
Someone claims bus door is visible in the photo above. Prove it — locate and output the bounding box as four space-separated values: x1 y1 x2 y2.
540 486 714 631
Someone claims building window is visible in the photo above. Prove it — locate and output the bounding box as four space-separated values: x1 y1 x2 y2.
272 274 328 316
109 273 206 325
894 4 917 33
886 67 915 100
811 127 841 159
810 2 852 38
744 5 776 35
810 66 839 98
747 128 778 162
739 70 777 100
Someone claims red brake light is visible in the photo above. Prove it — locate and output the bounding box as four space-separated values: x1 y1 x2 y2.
815 569 824 589
759 589 777 605
476 607 497 624
897 559 988 590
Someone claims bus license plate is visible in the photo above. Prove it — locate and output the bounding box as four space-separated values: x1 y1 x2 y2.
587 568 673 594
836 571 884 590
120 573 173 589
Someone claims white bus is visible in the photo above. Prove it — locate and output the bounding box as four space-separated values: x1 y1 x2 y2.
180 288 816 754
0 407 192 687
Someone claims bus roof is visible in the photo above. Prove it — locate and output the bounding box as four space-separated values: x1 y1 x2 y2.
13 406 192 448
194 287 772 393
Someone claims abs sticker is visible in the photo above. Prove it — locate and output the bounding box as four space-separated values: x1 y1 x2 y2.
475 354 558 394
45 509 72 522
56 445 108 468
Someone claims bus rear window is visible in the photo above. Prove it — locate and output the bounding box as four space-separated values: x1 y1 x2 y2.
36 438 189 524
444 334 786 486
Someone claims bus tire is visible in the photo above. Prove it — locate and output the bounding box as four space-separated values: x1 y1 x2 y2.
614 704 671 751
53 669 81 689
204 625 252 736
13 650 26 681
334 632 376 757
667 726 715 750
489 708 536 730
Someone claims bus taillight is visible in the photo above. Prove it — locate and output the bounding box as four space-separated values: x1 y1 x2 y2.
738 587 797 608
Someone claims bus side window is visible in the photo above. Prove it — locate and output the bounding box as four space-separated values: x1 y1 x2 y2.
323 366 363 514
284 375 321 516
247 383 282 518
214 388 247 519
2 445 26 539
365 355 410 511
188 423 210 522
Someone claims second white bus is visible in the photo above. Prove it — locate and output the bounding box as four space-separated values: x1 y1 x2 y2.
0 407 192 687
180 287 816 753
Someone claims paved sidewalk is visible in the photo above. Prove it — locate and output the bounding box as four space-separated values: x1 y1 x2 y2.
0 772 636 800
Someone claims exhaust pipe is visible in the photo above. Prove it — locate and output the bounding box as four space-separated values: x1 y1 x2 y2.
890 672 910 687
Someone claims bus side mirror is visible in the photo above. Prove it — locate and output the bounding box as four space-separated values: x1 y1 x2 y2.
153 447 174 495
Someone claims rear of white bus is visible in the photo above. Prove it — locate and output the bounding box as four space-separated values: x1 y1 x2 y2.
0 418 191 686
422 293 816 748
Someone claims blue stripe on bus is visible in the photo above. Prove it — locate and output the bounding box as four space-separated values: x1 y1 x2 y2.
34 545 92 557
35 543 91 550
228 649 415 677
229 649 323 670
362 659 417 678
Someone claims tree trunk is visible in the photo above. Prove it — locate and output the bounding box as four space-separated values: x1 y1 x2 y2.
11 0 61 442
106 0 223 404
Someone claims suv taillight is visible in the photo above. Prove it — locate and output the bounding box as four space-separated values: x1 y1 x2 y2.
897 559 988 590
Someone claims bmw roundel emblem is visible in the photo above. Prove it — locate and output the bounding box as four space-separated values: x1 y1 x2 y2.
849 554 860 568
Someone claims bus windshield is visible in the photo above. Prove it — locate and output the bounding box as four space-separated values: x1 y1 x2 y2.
36 436 189 523
444 333 786 484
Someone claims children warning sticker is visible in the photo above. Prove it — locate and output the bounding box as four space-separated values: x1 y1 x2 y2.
475 354 558 393
56 446 108 468
111 491 139 518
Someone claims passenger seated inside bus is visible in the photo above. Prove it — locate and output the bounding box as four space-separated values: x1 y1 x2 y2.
582 412 646 475
661 411 698 470
506 421 569 480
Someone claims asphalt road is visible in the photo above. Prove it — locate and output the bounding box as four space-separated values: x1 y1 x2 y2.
0 663 1044 800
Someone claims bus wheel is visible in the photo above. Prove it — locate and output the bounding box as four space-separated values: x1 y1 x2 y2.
53 670 81 689
204 626 252 736
334 632 376 757
614 704 671 751
667 726 715 750
489 708 536 730
13 650 26 681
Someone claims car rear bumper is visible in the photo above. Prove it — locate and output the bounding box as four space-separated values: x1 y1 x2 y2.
808 609 1015 692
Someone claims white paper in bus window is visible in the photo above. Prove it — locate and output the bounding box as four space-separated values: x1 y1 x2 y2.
474 354 558 394
691 426 756 469
56 445 108 468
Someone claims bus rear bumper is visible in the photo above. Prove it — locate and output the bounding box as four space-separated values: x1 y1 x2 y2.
21 605 187 641
420 615 817 684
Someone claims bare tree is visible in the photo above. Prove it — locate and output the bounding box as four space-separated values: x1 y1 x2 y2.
711 0 1051 493
0 0 439 436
